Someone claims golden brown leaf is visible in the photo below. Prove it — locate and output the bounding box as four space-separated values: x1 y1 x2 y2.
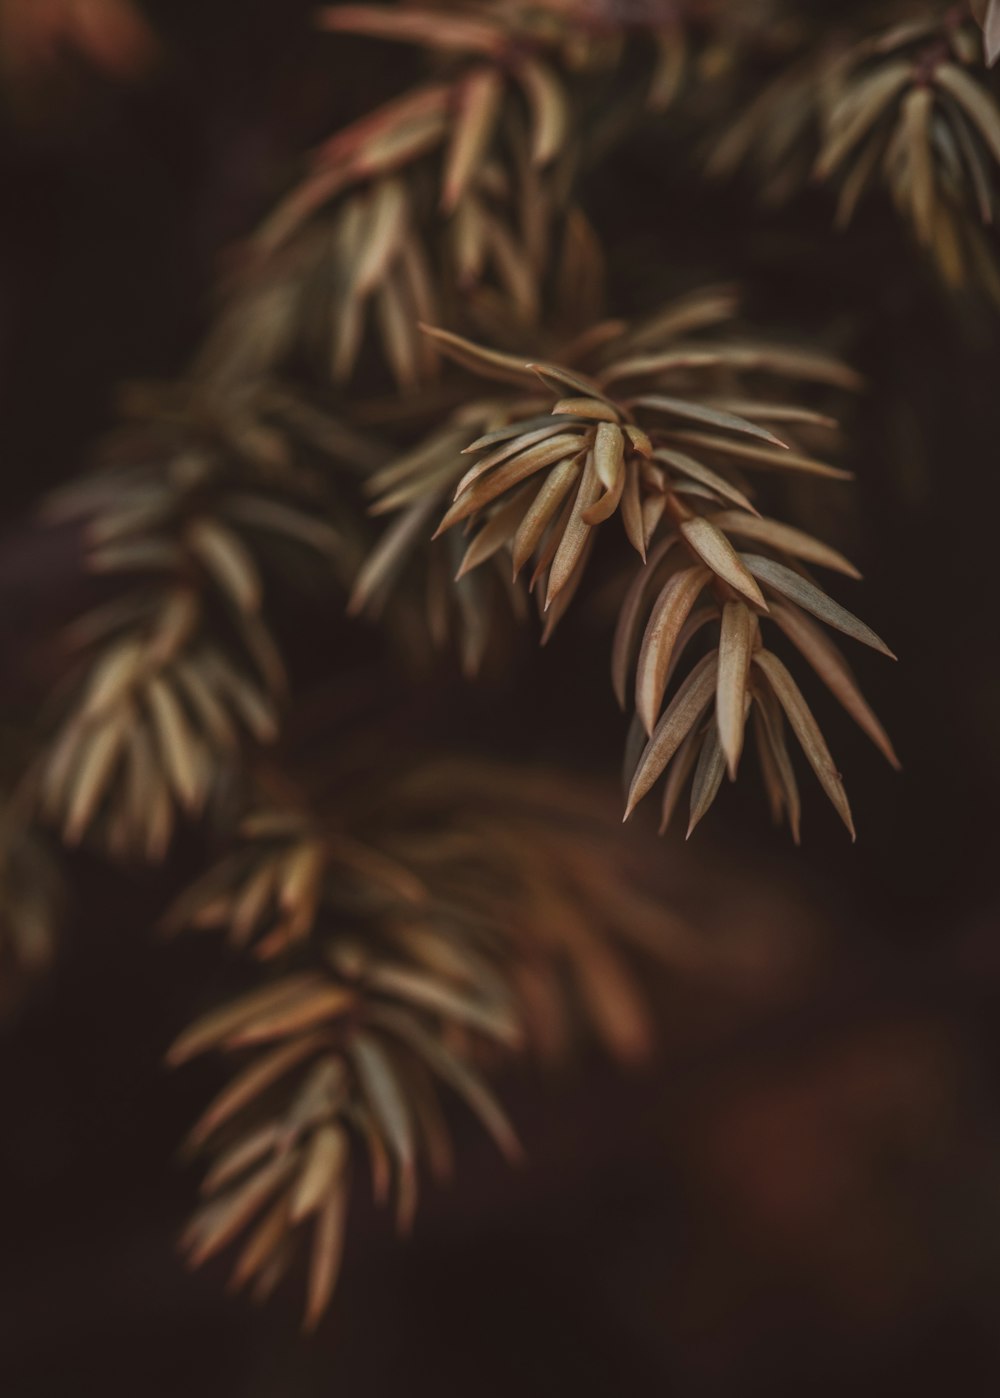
753 649 855 839
625 653 719 818
635 564 711 735
687 724 726 838
679 517 767 608
710 511 860 578
303 1185 349 1333
442 67 502 214
768 600 899 768
740 553 894 656
716 600 755 778
511 458 580 578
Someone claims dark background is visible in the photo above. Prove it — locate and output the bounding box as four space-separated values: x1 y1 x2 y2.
3 3 1000 1393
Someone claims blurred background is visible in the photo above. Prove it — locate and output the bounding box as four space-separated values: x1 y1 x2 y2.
3 2 1000 1394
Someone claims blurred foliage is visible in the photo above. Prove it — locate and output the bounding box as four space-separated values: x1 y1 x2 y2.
2 0 1000 1360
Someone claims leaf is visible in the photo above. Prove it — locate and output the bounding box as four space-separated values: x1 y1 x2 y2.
687 724 727 838
480 211 537 321
456 488 533 579
199 653 278 743
401 1063 453 1182
303 1186 349 1333
986 0 1000 67
249 1239 295 1306
658 728 700 834
664 604 719 691
89 538 183 574
40 718 86 824
835 118 889 228
174 659 239 751
81 640 144 720
529 485 575 591
454 421 577 498
349 107 449 183
620 284 738 352
290 1125 350 1223
935 63 1000 166
701 400 838 430
186 1035 328 1148
238 610 287 698
621 457 645 557
435 434 582 535
226 862 279 949
398 239 439 375
372 1006 521 1162
515 58 568 166
316 5 507 56
281 1059 348 1144
350 1034 417 1230
648 23 685 111
901 86 936 246
816 62 912 178
641 492 667 553
625 425 653 458
168 976 325 1064
622 711 647 796
353 178 409 295
332 295 366 389
376 268 421 390
654 446 760 516
143 775 174 862
528 361 611 401
349 496 438 616
768 601 899 768
666 341 862 391
753 650 855 839
186 519 262 614
146 676 203 811
610 536 678 708
635 565 711 735
226 987 357 1048
632 394 788 446
63 709 130 844
674 481 723 506
664 430 853 480
511 458 580 577
451 188 487 284
360 1111 391 1206
716 601 755 778
625 652 719 818
326 833 428 905
546 451 600 608
709 510 860 578
541 534 593 643
186 1155 296 1269
739 553 894 657
751 690 801 842
463 414 579 455
365 961 520 1044
419 324 535 386
941 95 995 222
551 396 619 422
442 67 503 214
582 422 626 525
228 1191 293 1292
680 517 767 607
201 1124 283 1196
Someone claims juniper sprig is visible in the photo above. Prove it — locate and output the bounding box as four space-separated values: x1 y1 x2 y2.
166 750 696 1325
361 287 895 838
